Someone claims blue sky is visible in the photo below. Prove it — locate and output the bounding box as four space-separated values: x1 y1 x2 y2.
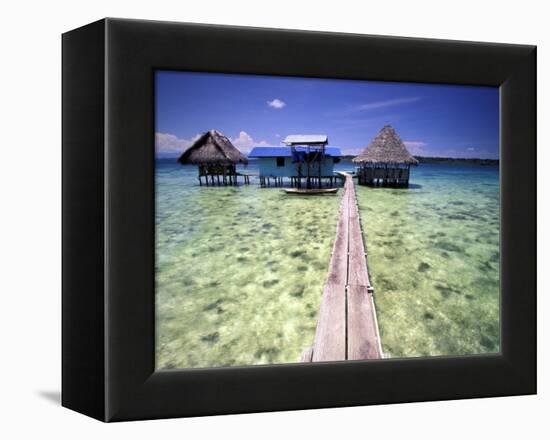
156 71 499 159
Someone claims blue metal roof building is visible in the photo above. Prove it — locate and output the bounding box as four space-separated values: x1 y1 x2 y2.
248 146 342 158
248 146 342 186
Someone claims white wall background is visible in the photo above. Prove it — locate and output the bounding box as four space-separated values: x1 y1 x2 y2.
0 0 546 437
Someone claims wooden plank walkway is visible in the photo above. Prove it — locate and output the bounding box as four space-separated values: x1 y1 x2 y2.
308 174 383 362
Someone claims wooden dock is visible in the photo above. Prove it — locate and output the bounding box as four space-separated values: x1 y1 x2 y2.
304 174 383 362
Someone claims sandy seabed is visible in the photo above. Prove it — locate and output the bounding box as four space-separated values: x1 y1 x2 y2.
156 160 499 368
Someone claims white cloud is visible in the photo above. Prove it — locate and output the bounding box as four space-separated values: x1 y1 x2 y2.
333 115 399 128
267 98 286 109
155 132 201 154
357 97 421 111
325 98 419 119
230 131 272 153
156 131 273 155
404 140 428 155
440 147 496 159
341 146 364 156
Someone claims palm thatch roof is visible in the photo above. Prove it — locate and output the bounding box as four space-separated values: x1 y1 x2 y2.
177 130 248 165
353 125 419 165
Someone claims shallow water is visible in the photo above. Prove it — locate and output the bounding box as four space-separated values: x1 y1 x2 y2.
356 163 500 358
156 159 499 368
155 159 341 368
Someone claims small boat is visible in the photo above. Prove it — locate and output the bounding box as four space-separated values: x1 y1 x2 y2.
283 188 339 195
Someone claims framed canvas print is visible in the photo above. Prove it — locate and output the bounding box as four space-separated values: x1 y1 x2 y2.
62 18 536 421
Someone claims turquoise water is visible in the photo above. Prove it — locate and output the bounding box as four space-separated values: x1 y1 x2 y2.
156 159 499 368
356 163 500 358
155 159 341 368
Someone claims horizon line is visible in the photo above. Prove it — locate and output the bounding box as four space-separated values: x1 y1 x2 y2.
156 153 499 161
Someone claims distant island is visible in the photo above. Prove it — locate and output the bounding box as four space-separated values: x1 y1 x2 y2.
413 156 499 166
340 155 498 166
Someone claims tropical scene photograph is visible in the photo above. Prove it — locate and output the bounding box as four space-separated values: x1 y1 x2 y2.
155 71 500 369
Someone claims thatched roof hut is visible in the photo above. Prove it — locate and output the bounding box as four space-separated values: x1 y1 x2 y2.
177 130 249 186
353 125 418 187
353 125 418 166
177 130 248 165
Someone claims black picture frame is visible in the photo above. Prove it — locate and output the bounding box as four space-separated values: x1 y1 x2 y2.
62 18 536 422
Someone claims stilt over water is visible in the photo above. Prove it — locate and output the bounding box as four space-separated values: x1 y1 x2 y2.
353 125 418 187
177 129 251 186
303 174 383 362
